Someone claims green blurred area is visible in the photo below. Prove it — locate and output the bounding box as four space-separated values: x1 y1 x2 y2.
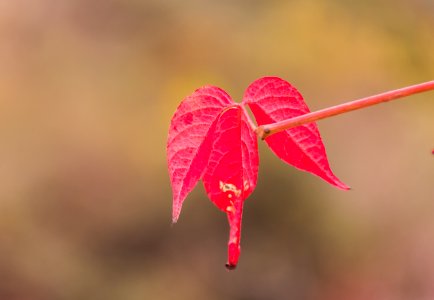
0 0 433 299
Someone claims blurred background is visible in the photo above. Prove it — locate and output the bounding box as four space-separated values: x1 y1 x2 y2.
1 0 433 299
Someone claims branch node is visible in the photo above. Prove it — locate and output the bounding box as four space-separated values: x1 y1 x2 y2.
255 126 270 140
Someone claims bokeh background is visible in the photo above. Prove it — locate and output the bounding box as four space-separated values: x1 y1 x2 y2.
1 0 434 299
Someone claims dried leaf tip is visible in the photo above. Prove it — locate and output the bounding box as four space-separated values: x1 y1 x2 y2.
225 263 237 270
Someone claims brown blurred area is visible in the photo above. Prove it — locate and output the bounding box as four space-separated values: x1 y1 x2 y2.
0 0 433 299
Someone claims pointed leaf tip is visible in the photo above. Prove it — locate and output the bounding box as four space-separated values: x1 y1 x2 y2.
243 76 348 190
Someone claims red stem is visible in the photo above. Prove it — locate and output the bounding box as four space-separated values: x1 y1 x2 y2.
256 80 434 139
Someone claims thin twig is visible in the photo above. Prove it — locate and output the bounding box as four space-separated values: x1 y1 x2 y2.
256 80 434 140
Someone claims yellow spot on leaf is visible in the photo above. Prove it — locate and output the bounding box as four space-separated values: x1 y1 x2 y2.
219 181 242 197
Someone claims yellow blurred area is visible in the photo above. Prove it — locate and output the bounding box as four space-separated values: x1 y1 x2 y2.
0 0 433 299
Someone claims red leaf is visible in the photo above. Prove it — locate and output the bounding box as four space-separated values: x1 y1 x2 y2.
168 77 350 269
167 86 232 223
243 77 349 190
202 105 258 269
202 106 258 210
